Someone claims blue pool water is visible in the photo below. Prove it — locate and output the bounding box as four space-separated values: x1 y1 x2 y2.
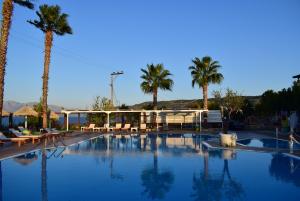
238 138 300 150
1 135 300 201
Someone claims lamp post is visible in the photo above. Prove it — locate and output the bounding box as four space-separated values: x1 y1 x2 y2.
293 74 300 86
110 71 124 106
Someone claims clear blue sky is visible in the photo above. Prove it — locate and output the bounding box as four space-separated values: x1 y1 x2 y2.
2 0 300 108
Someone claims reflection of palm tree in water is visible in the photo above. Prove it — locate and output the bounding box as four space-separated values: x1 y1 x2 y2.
141 136 174 200
41 150 48 201
221 160 244 201
191 152 244 201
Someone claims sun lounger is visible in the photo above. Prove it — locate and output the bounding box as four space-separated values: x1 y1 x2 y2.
111 123 122 131
41 128 66 143
140 124 147 132
0 132 29 147
9 128 45 144
81 124 96 132
97 124 109 132
121 124 131 132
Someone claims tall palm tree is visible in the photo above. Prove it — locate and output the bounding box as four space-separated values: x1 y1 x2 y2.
28 5 72 128
140 64 173 110
141 136 174 199
189 56 223 110
0 0 34 127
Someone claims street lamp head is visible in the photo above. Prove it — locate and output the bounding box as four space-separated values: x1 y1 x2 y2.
111 71 124 76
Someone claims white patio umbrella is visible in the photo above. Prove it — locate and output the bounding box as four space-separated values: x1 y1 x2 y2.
14 106 38 129
2 110 10 117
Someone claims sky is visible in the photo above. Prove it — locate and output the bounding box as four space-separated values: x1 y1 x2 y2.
2 0 300 109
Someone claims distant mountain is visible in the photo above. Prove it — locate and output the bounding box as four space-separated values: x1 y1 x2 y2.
130 96 260 110
3 100 64 113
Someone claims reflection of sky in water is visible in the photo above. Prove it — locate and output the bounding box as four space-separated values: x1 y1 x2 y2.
238 138 300 150
0 135 299 201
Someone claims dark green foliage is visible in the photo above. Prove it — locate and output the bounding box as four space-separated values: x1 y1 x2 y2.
256 82 300 116
118 104 129 109
86 96 114 126
189 56 224 88
28 4 72 35
140 64 174 93
13 0 34 9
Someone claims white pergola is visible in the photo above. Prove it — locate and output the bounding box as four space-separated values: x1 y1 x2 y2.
61 109 208 131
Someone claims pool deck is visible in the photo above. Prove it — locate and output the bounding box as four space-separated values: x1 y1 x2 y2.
0 130 299 160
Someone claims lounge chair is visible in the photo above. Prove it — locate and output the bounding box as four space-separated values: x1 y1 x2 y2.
121 124 131 132
18 126 25 132
98 124 109 132
140 123 147 132
9 128 45 144
0 132 29 147
81 124 96 132
40 128 66 143
111 123 122 131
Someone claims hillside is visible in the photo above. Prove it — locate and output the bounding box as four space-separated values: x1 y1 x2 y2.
3 101 63 113
130 96 260 110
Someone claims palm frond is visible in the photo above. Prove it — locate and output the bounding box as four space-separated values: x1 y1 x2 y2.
28 4 72 36
14 0 34 9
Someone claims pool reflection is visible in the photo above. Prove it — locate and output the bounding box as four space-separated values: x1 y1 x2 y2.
269 154 300 187
2 134 300 201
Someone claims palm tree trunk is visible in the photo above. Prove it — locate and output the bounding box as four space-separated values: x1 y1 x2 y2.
42 31 53 128
0 0 14 128
153 89 158 110
152 89 158 127
203 84 208 110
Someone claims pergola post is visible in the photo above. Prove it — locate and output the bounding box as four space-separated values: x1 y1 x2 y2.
64 113 67 129
25 115 28 129
199 111 202 132
66 113 69 131
156 111 159 131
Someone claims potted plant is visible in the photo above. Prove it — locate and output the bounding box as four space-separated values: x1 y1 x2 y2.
219 117 237 147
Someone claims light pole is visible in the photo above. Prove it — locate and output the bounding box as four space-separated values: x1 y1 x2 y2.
110 71 124 106
293 74 300 86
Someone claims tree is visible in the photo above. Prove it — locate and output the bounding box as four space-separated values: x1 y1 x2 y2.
87 96 114 126
0 0 34 127
222 89 244 120
140 64 173 110
28 5 72 128
189 56 223 110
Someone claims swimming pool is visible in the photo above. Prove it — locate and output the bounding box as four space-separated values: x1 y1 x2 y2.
1 134 300 201
238 138 300 150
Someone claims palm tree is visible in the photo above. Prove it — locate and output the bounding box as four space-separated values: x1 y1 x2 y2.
0 0 34 127
189 56 223 110
141 136 174 199
28 5 72 128
140 64 173 110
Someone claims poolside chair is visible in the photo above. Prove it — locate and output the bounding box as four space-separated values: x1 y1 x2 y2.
41 128 66 143
9 128 45 144
121 124 131 132
18 126 25 132
140 123 147 132
112 123 122 131
81 124 96 132
0 132 29 147
98 124 110 132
